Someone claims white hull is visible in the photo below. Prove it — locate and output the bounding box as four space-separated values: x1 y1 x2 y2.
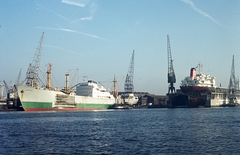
16 85 115 111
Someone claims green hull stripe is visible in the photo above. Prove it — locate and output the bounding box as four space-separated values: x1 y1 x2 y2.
76 103 110 109
22 102 52 108
21 102 112 109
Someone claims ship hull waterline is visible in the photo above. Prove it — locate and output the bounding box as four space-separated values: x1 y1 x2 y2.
16 85 115 112
23 107 112 112
21 102 113 111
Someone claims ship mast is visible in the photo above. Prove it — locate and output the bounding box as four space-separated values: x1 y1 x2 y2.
196 63 203 75
113 74 118 98
46 63 52 89
65 73 70 92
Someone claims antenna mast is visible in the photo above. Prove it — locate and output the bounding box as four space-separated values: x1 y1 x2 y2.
167 35 176 94
124 50 135 93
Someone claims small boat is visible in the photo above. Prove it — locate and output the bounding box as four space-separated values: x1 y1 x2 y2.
108 104 132 109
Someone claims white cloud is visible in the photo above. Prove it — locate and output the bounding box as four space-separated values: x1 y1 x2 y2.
181 0 221 26
90 2 98 14
59 28 101 39
80 16 93 21
62 0 86 7
34 27 110 42
66 16 93 26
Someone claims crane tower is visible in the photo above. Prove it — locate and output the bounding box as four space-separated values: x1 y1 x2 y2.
167 35 176 94
124 50 135 93
228 55 238 104
25 32 44 87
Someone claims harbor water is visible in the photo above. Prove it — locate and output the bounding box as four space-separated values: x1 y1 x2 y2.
1 108 240 154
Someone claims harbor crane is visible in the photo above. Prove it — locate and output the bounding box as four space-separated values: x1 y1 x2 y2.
124 50 135 93
228 55 238 105
167 35 176 94
25 32 44 87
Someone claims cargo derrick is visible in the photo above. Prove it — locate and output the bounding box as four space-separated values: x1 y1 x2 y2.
16 68 22 85
167 35 176 94
25 32 44 87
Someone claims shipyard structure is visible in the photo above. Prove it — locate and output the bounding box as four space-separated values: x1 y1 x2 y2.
167 59 240 107
168 66 240 108
166 35 239 108
1 34 239 110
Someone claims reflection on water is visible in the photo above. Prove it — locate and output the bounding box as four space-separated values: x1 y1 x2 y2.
1 108 240 154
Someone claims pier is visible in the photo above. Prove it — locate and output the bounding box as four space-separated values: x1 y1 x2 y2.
0 98 23 111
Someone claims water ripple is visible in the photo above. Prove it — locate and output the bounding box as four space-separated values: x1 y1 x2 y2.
1 108 240 154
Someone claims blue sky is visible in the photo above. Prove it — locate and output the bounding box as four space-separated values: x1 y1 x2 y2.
0 0 240 95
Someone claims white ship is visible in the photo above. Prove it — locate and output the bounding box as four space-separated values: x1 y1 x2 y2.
15 65 116 111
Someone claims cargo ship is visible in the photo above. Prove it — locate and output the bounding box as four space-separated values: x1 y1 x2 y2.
180 66 216 94
15 80 116 111
15 65 116 111
180 64 240 107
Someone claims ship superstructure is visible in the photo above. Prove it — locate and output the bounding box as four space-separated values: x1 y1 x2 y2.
76 80 115 99
180 65 216 93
